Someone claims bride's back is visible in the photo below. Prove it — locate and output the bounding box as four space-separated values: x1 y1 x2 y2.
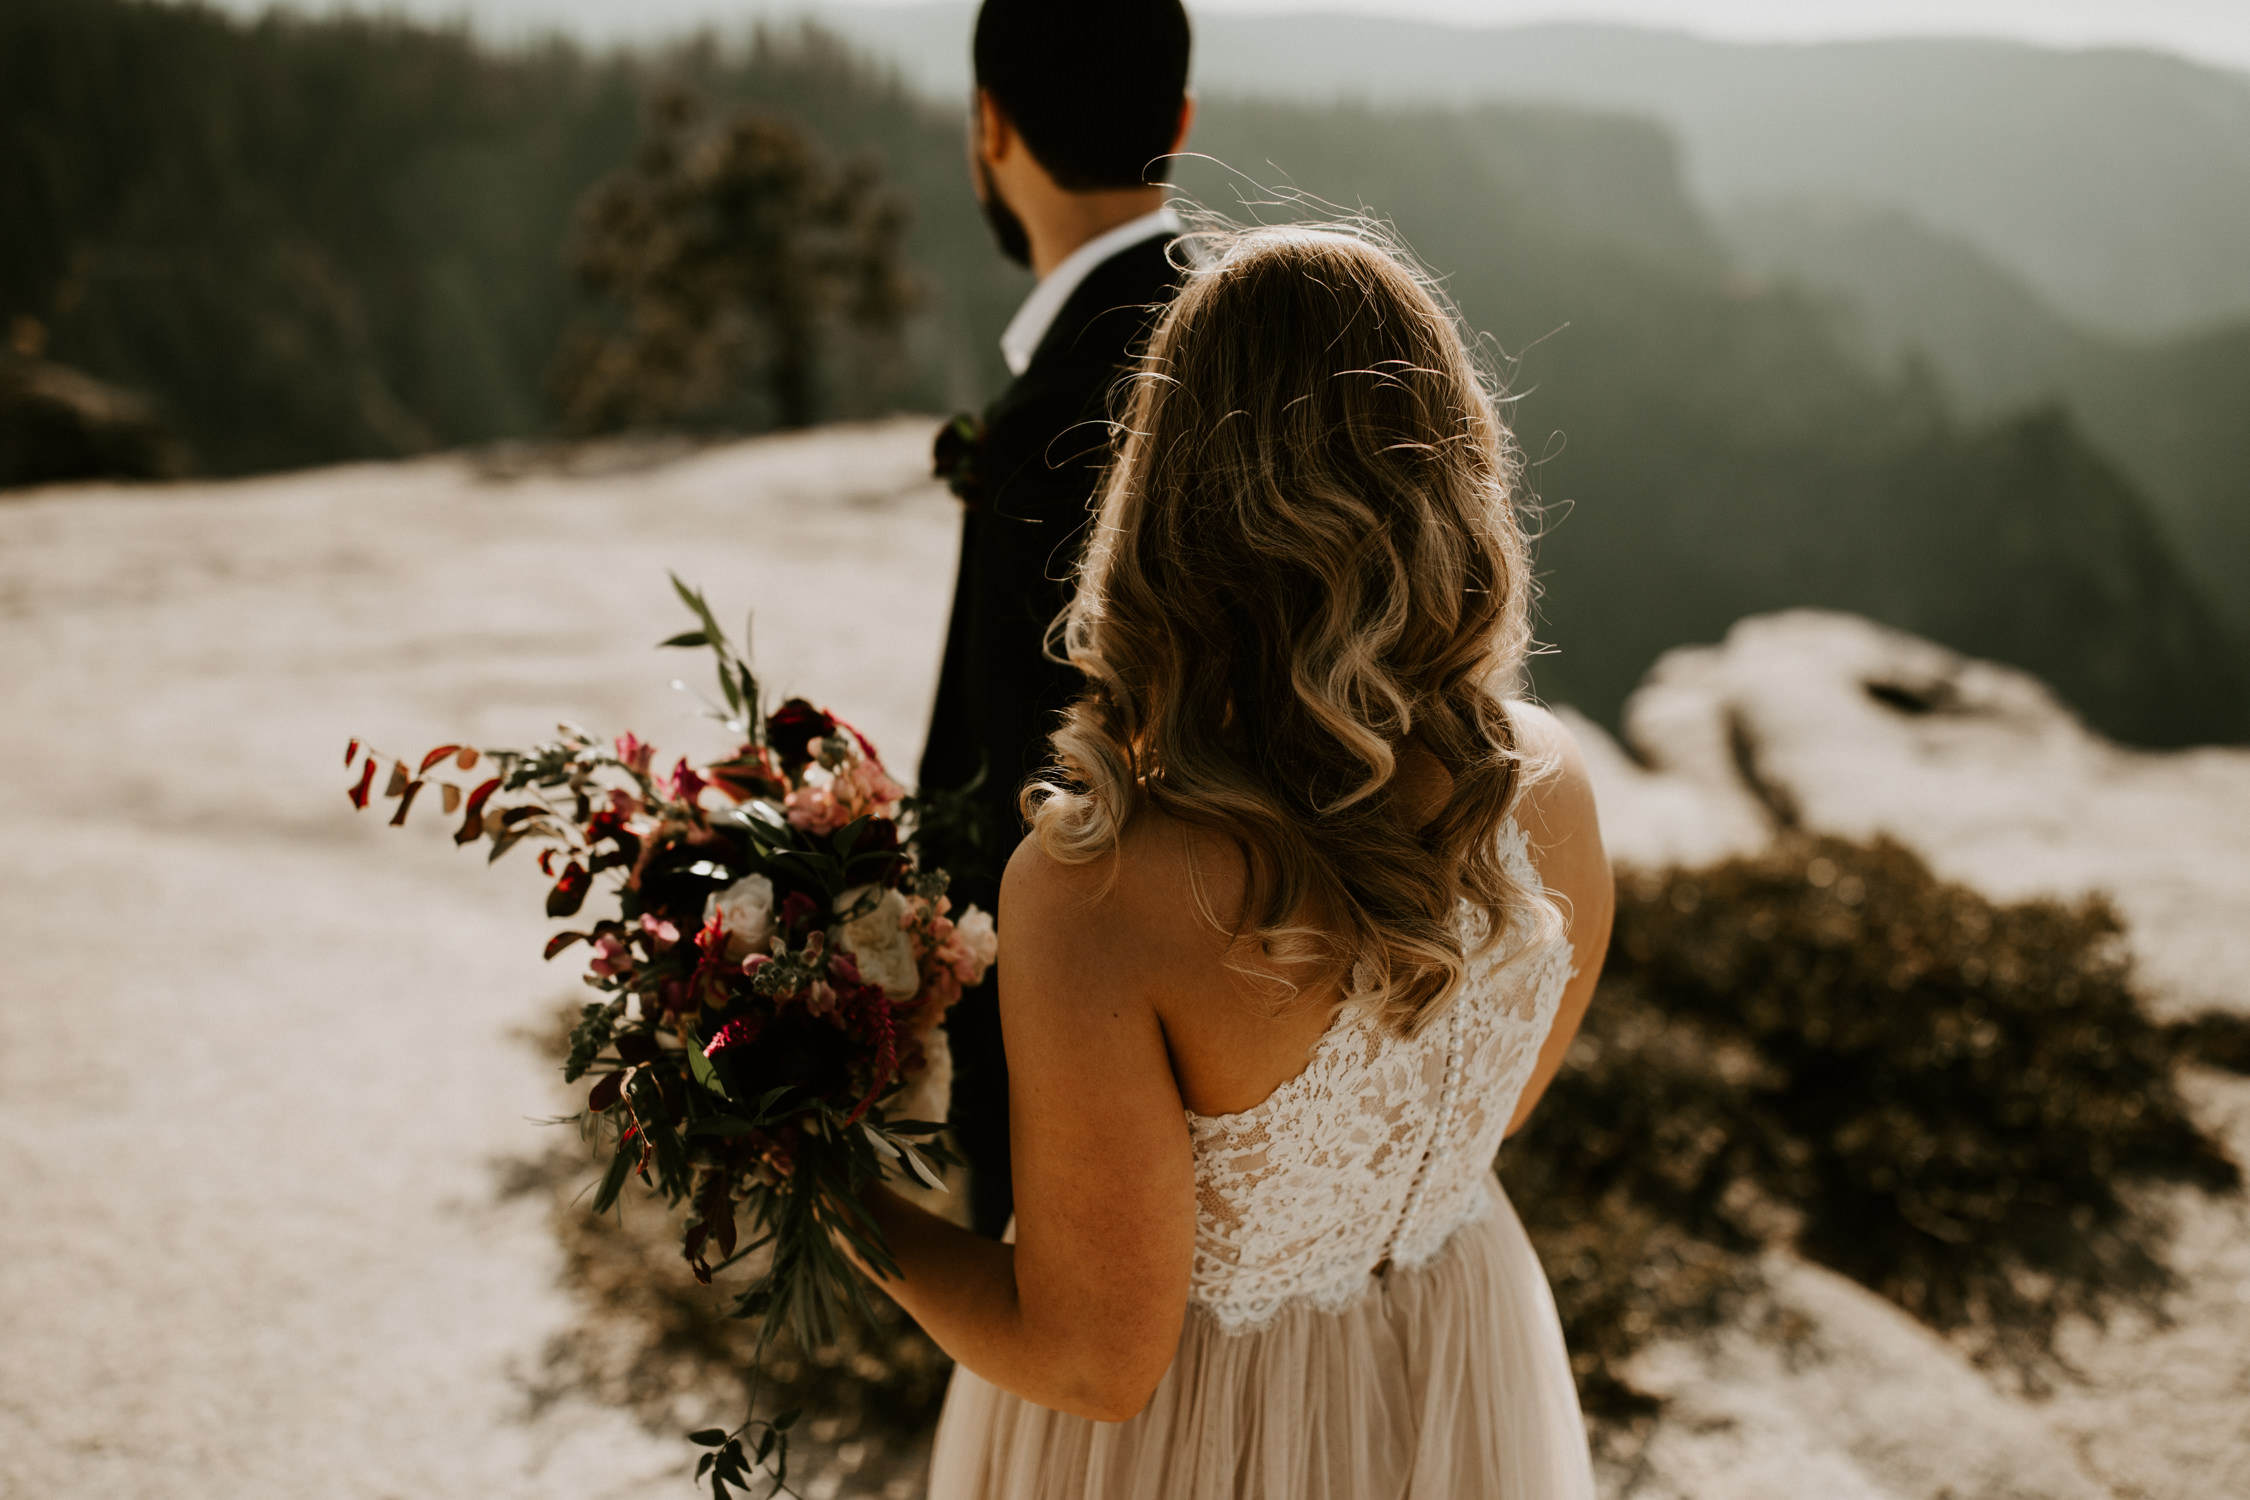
1015 222 1608 1324
1036 717 1590 1332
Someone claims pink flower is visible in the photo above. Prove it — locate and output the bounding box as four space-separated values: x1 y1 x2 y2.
640 913 680 949
826 751 906 820
921 966 963 1014
784 782 849 835
588 934 632 977
615 733 655 776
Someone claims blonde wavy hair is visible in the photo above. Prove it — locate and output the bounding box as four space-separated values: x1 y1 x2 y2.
1026 222 1556 1035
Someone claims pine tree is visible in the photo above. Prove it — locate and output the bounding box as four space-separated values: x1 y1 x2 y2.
551 87 916 434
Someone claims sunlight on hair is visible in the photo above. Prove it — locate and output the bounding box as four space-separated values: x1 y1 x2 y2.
1026 217 1565 1034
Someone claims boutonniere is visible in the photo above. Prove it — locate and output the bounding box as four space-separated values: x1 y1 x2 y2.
932 411 986 503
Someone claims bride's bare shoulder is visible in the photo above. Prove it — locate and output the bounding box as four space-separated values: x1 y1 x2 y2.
999 809 1243 978
1503 700 1609 898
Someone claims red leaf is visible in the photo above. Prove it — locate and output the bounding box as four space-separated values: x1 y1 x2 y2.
454 778 502 845
455 747 479 771
388 780 425 827
544 930 588 961
384 761 410 799
418 745 462 776
546 861 591 918
345 739 361 767
440 783 461 815
588 1071 624 1112
713 1198 737 1260
347 757 379 811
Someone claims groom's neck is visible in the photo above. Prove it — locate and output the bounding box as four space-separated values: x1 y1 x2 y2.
1022 185 1170 280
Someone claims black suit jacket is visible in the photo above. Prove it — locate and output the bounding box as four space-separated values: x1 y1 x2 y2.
921 234 1183 888
922 233 1182 1235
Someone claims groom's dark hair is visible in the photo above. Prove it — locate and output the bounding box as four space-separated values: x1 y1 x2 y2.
973 0 1192 192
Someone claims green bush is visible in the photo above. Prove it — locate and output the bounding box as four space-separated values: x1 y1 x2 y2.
1505 834 2241 1411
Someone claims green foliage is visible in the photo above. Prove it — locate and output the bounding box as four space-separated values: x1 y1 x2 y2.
1505 835 2242 1412
0 0 996 473
552 87 916 433
1721 198 2250 654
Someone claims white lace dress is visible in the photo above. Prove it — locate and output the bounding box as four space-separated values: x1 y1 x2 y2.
924 822 1596 1499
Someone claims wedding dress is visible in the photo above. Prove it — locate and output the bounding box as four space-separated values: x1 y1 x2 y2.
925 820 1596 1499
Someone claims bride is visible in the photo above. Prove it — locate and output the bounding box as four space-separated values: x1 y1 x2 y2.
848 223 1610 1498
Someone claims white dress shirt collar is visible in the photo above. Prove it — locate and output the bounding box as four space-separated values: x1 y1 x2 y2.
998 206 1183 377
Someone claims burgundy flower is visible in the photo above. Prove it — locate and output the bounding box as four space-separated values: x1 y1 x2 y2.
766 699 836 765
777 890 820 933
850 817 900 859
664 758 708 806
704 1017 761 1058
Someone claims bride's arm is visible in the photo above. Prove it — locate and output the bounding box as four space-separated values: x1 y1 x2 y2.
846 837 1197 1423
1506 703 1613 1135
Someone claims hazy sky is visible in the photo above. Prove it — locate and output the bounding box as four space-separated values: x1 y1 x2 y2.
195 0 2250 71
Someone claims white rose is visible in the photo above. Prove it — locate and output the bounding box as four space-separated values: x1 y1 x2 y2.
892 1027 953 1129
954 905 998 978
834 885 920 1000
704 874 775 960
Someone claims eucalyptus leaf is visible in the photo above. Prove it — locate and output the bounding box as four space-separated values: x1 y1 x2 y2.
686 1042 730 1100
897 1138 949 1192
687 1116 761 1138
590 1145 633 1215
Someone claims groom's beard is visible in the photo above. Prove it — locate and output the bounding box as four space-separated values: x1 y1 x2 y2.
976 161 1033 269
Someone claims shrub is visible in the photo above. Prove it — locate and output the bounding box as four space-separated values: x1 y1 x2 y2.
1505 834 2241 1411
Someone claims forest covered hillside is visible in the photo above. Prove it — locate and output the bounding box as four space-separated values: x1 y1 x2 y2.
1721 199 2250 647
4 0 2242 746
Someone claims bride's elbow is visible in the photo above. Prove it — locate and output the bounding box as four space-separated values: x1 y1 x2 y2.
1059 1370 1163 1425
1040 1338 1172 1423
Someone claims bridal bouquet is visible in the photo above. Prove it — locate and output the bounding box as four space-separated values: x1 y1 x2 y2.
348 579 991 1495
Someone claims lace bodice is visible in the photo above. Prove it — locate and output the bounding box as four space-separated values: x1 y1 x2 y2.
1185 820 1573 1331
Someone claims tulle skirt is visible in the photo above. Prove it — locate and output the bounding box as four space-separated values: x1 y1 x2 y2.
924 1185 1595 1500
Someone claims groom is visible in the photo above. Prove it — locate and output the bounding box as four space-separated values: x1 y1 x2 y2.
923 0 1195 1238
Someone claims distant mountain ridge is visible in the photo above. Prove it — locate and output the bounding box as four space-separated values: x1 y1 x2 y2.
804 4 2250 341
1722 199 2250 646
1171 98 2249 745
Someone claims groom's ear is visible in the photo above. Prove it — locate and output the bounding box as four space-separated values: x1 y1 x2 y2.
1167 96 1196 160
974 89 1020 171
